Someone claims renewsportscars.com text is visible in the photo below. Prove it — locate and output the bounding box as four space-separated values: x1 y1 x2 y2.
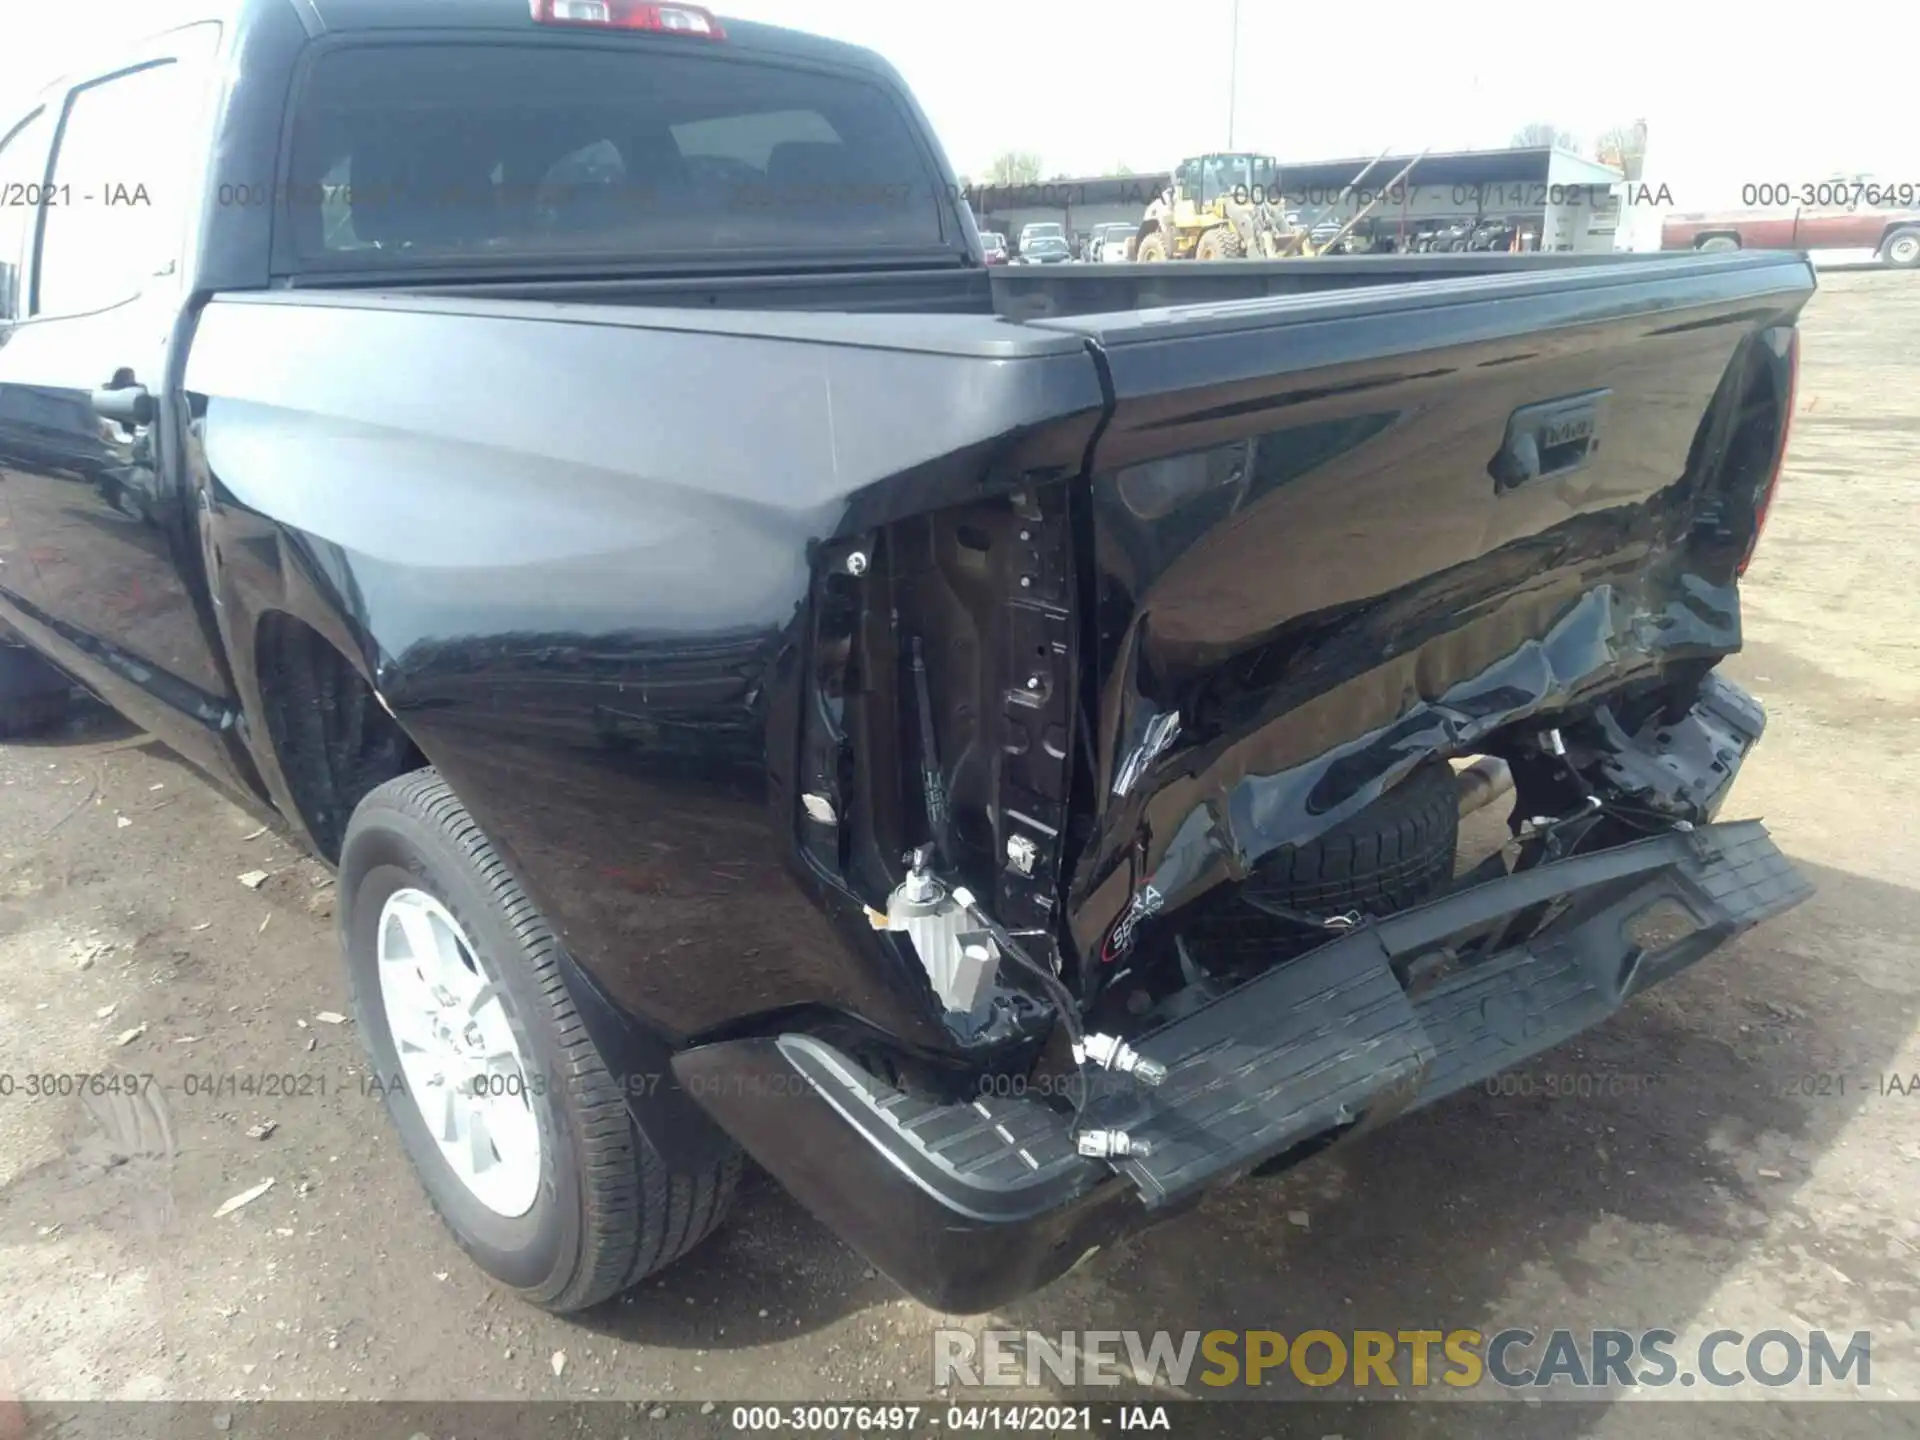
933 1327 1872 1393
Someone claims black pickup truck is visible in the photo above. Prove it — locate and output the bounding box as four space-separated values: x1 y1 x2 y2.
0 0 1813 1314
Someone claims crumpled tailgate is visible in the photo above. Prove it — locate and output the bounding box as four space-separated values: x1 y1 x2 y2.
1031 253 1815 971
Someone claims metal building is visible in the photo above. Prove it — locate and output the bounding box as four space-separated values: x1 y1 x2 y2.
970 147 1625 254
1274 146 1627 252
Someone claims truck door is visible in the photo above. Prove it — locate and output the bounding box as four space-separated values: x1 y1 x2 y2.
0 103 57 609
1738 209 1801 249
0 27 249 783
1793 193 1878 252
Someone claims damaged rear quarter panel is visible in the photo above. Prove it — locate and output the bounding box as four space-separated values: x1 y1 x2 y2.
187 294 1105 1051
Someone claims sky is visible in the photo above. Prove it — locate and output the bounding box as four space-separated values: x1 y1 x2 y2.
3 0 1912 210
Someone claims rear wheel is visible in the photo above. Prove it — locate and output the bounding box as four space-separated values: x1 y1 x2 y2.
339 770 739 1312
1880 227 1920 268
1135 229 1168 262
1696 235 1740 253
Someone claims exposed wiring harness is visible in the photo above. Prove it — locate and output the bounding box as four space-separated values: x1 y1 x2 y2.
949 886 1165 1158
949 886 1093 1121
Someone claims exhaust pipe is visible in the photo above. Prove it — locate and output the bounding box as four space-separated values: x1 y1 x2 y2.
1455 756 1514 818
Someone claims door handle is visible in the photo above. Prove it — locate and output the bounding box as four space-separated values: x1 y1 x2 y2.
91 383 154 428
1490 389 1610 492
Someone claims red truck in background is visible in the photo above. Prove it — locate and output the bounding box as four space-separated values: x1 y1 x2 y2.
1664 200 1920 267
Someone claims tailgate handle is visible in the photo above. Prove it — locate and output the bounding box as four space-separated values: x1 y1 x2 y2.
1490 389 1609 491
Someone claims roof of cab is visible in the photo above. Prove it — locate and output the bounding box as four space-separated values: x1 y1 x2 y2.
9 0 901 109
301 0 895 76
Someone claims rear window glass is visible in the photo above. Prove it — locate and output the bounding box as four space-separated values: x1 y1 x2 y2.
284 42 947 267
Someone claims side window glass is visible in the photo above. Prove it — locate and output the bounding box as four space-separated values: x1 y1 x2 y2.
36 58 200 317
0 108 53 322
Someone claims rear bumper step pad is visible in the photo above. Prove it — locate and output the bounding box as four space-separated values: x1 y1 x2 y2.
1108 819 1809 1205
1100 932 1431 1206
675 819 1809 1310
1411 821 1807 1105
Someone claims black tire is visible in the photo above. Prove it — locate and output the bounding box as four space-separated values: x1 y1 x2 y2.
1196 224 1243 261
0 644 73 738
1244 759 1461 917
1879 226 1920 268
1136 229 1168 262
1696 235 1740 253
339 769 739 1312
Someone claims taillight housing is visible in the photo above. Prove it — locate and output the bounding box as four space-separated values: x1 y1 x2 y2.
1737 327 1800 576
528 0 725 37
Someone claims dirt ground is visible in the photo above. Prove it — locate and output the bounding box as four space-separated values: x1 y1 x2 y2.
2 271 1917 1435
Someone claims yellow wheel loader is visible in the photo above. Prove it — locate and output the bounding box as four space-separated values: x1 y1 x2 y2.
1131 148 1426 261
1130 153 1299 261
